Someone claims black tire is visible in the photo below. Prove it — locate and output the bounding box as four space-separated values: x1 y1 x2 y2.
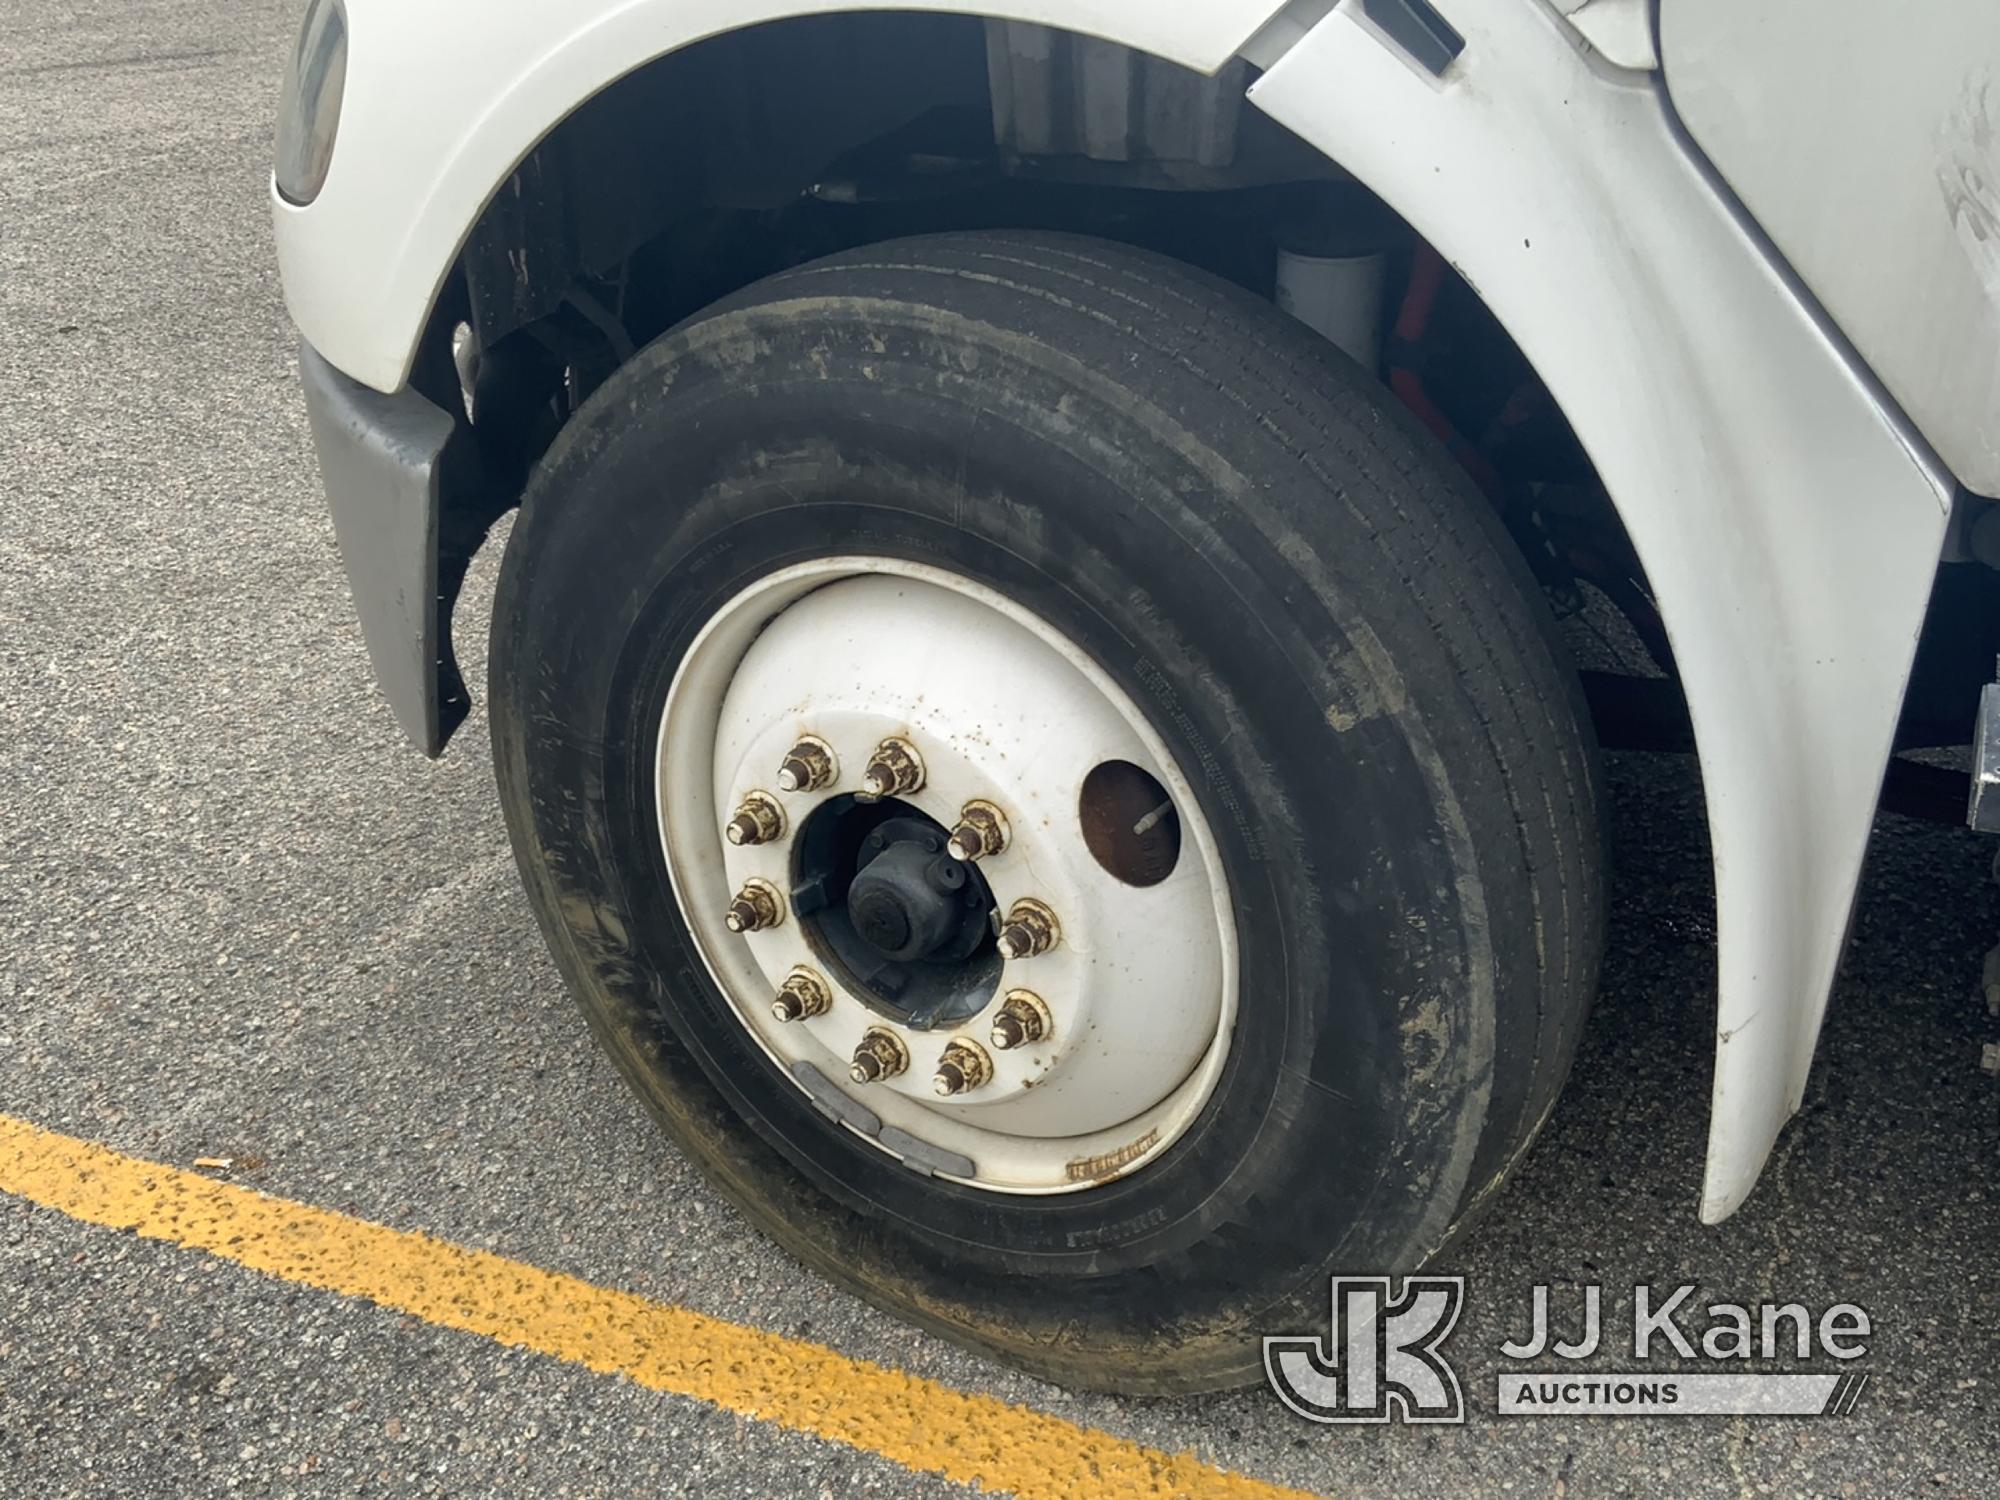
488 231 1603 1393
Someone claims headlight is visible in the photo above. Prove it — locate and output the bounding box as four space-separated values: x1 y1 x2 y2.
274 0 348 205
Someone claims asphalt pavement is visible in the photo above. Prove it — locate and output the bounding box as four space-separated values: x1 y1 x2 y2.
1 4 1996 1496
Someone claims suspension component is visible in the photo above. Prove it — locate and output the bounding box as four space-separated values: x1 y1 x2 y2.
857 737 924 802
776 736 838 794
946 800 1009 862
849 1028 910 1084
933 1039 994 1096
724 792 785 847
988 990 1052 1051
770 967 832 1022
724 877 784 933
995 897 1060 960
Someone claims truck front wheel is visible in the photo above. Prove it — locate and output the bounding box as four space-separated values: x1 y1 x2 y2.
488 232 1602 1393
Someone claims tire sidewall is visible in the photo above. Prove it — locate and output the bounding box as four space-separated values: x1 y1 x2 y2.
491 270 1503 1374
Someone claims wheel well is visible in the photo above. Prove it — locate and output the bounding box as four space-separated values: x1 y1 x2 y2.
444 13 1353 380
429 11 1696 752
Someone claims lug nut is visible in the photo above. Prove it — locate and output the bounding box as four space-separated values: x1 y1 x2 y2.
933 1039 993 1096
988 990 1051 1051
776 737 837 793
770 967 831 1023
724 792 785 846
857 737 924 802
849 1028 909 1084
947 800 1008 862
995 898 1059 960
724 877 784 933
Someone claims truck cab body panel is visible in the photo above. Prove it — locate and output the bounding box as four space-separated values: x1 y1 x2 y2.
1662 0 2000 495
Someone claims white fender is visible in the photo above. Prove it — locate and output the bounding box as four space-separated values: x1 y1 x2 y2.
273 0 1290 394
1249 0 1952 1218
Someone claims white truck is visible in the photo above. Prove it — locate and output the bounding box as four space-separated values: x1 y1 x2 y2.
274 0 2000 1391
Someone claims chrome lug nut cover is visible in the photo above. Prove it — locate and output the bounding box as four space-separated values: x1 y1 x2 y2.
857 737 924 802
770 966 831 1022
724 877 784 933
932 1039 993 1096
724 791 785 846
946 800 1008 862
776 736 837 794
995 897 1059 960
988 990 1051 1050
849 1028 910 1084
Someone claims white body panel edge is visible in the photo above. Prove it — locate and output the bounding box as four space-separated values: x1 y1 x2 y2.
1252 1 1951 1219
274 0 1957 1220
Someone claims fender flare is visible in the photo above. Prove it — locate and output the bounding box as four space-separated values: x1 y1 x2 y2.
1250 0 1952 1218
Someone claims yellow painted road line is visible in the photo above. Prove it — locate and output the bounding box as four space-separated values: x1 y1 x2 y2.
0 1113 1311 1500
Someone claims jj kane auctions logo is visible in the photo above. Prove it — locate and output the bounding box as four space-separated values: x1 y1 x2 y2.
1265 1279 1872 1422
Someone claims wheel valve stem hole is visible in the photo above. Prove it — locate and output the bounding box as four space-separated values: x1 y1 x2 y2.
1079 760 1181 887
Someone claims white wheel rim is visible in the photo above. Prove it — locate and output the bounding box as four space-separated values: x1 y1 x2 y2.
656 558 1238 1194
